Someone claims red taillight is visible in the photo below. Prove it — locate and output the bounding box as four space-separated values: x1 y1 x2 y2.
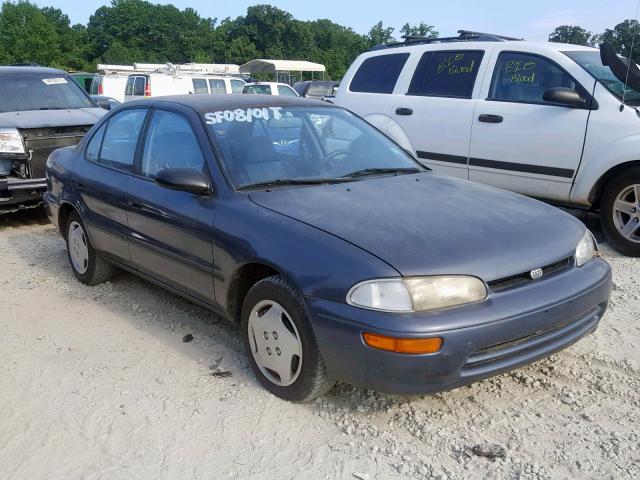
98 80 103 95
144 80 151 97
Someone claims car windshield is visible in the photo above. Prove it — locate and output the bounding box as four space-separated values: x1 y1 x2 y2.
565 51 640 106
205 106 424 189
0 73 94 113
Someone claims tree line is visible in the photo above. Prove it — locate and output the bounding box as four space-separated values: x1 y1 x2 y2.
0 0 638 80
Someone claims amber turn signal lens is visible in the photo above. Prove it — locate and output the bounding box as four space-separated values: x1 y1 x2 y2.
363 333 442 354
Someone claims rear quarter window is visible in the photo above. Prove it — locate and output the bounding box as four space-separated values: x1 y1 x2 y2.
408 50 484 98
349 53 410 94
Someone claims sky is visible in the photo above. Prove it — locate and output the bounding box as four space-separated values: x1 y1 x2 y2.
33 0 640 41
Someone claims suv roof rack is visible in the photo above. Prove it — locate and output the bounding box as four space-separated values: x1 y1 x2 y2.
370 30 523 51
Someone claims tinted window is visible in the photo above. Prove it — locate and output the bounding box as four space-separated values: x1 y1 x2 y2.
209 79 226 94
98 109 147 171
350 53 410 94
125 77 135 96
141 110 205 178
230 79 245 93
0 74 93 113
489 52 577 104
192 78 209 94
408 50 484 98
90 77 100 95
133 77 146 96
278 85 298 96
85 123 106 162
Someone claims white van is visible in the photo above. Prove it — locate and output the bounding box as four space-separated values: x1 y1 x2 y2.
90 75 127 103
125 74 245 101
335 30 640 255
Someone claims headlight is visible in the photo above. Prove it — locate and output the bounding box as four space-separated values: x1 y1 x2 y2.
347 276 487 312
0 128 25 154
575 230 597 267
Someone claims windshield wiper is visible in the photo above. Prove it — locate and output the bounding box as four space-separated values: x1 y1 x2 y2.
340 167 423 178
238 177 352 191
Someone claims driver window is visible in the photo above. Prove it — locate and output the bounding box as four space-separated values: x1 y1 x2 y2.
489 52 577 104
141 110 205 179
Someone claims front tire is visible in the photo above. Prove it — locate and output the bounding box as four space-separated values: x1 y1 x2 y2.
241 275 335 402
601 168 640 256
66 211 116 285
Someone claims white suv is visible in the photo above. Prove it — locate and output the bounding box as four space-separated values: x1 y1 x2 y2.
335 30 640 255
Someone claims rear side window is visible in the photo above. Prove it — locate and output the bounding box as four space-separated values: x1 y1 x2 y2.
350 53 410 94
489 52 577 104
209 79 226 94
192 78 209 94
408 50 484 98
85 123 106 161
95 109 147 172
277 85 298 96
230 79 245 93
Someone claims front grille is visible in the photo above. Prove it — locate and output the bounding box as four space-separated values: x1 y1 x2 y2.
20 126 91 178
488 257 573 292
462 305 603 374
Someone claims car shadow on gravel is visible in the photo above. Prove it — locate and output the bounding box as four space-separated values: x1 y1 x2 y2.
0 206 49 229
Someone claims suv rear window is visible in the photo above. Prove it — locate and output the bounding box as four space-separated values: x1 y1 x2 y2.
350 53 410 94
408 50 484 98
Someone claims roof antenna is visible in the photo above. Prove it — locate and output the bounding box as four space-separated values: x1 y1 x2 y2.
621 0 640 111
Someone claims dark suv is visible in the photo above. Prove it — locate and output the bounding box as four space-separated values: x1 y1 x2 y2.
0 66 105 213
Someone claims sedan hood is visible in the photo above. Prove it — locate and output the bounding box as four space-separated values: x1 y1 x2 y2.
249 173 585 281
0 108 105 129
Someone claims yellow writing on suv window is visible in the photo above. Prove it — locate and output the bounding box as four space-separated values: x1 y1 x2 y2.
437 54 476 76
505 60 536 84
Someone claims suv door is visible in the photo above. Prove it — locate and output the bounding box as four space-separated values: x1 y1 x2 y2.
392 49 487 180
468 50 592 201
74 108 148 263
127 107 216 304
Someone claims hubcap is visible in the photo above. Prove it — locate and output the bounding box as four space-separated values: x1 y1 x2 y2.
247 300 303 387
612 184 640 244
68 221 89 274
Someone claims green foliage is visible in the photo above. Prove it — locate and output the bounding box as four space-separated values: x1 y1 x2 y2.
367 21 396 47
548 25 594 46
400 22 438 39
599 19 640 62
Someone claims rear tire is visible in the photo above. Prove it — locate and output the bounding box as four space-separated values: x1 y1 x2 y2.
66 211 116 285
241 275 335 402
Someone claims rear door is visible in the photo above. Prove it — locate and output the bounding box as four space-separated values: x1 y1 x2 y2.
392 48 489 180
74 108 148 263
468 50 591 201
127 107 217 304
125 75 146 101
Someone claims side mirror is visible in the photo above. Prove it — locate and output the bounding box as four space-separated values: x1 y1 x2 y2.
155 168 211 195
95 98 112 110
543 87 589 109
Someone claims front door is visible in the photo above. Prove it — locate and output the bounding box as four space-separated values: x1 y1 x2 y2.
392 49 488 180
468 51 591 201
127 108 217 305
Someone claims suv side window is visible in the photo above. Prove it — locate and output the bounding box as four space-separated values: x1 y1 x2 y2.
95 109 147 172
408 50 484 98
141 110 205 178
489 52 577 104
350 53 410 94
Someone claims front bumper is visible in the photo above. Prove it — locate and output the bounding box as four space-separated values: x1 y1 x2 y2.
0 176 47 211
307 258 611 395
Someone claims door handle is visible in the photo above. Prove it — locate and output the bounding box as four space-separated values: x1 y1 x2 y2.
478 114 503 123
395 107 413 116
128 200 142 209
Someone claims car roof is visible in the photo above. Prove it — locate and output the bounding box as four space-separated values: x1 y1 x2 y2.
0 65 68 75
127 94 336 112
368 40 598 55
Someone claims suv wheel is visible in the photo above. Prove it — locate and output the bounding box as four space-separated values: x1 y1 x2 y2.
601 168 640 256
66 211 116 285
241 275 335 401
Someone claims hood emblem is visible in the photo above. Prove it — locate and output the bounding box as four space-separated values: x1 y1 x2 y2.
530 268 543 280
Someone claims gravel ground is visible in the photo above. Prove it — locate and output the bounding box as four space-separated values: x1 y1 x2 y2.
0 208 639 480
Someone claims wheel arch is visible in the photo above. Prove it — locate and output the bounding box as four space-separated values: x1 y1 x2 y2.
226 262 282 323
588 160 640 210
57 201 77 240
